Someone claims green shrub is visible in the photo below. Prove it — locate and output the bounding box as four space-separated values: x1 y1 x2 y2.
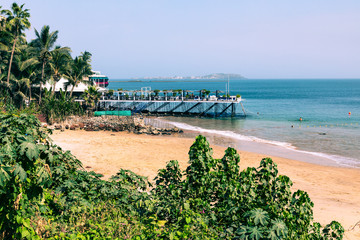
152 136 344 239
0 112 344 239
40 89 84 124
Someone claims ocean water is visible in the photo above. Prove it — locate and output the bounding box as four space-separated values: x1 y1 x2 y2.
108 79 360 168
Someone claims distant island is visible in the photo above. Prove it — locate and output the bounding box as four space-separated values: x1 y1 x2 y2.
132 73 246 80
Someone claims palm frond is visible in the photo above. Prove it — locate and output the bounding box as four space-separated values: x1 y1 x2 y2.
19 58 38 72
0 42 9 51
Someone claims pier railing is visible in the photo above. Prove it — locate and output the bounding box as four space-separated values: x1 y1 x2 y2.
99 98 246 117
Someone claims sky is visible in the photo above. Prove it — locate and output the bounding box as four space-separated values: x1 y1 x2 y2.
2 0 360 79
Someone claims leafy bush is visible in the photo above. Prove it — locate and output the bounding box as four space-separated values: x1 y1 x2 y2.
151 136 344 239
0 112 344 239
40 89 84 124
0 111 80 239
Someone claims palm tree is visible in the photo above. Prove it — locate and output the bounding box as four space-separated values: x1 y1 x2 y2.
82 85 101 112
48 46 71 96
12 44 38 106
0 23 11 99
0 11 12 77
1 3 30 84
30 25 59 103
65 51 92 97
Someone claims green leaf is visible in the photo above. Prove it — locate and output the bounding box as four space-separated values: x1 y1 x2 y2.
22 218 31 229
2 142 14 153
19 141 39 160
235 226 248 239
249 226 263 240
14 164 27 182
20 226 30 239
0 166 11 186
36 167 50 185
267 231 278 240
184 202 190 210
246 209 269 226
270 219 288 237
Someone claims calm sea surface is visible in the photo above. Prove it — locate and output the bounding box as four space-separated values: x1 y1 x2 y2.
108 79 360 168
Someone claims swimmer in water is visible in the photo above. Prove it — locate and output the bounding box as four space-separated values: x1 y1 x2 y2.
299 117 303 121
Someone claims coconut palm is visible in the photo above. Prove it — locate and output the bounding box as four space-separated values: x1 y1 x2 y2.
1 3 30 84
48 46 71 96
0 30 10 100
0 12 12 76
65 51 93 97
82 85 101 112
12 44 39 106
30 25 59 103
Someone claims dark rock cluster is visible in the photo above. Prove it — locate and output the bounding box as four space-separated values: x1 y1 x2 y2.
47 116 183 136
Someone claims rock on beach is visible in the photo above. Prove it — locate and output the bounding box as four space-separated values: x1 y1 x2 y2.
49 116 182 136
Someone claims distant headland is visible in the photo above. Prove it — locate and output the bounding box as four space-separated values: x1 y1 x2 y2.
132 73 246 80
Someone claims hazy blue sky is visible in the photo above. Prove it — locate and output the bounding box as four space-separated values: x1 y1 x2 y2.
2 0 360 79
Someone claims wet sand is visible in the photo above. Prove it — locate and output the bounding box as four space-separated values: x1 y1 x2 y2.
51 130 360 239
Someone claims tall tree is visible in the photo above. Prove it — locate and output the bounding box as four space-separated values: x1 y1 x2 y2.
65 51 92 97
30 25 58 103
0 19 11 99
48 46 71 96
12 44 38 105
0 10 11 78
1 3 30 84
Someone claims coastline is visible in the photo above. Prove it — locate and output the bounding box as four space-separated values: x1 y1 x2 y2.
51 130 360 239
154 117 360 168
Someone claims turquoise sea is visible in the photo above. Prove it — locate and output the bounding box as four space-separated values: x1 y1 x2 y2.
108 79 360 168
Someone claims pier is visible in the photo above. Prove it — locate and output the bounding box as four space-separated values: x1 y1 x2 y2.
98 89 246 117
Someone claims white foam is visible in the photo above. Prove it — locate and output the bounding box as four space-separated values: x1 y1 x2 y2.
166 121 295 148
159 119 360 168
294 149 360 168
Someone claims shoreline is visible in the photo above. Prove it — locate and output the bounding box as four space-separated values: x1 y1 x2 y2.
51 130 360 239
152 117 360 169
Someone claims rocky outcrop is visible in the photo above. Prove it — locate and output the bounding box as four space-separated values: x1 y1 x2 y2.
47 116 182 136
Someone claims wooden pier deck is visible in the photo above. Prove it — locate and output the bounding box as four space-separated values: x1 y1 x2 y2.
99 99 246 117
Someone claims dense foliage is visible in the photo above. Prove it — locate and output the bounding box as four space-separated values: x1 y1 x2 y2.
40 89 84 124
0 3 98 120
0 112 344 239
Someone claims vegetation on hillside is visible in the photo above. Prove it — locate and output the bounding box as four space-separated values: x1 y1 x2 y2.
0 3 99 122
0 111 344 239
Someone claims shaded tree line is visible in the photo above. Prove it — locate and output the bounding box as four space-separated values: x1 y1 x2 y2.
0 3 100 119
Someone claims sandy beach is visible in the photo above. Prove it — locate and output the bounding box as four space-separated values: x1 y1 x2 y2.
51 130 360 239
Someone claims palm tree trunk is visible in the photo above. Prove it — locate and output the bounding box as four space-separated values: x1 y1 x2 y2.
51 80 56 96
7 37 17 84
69 79 78 98
29 84 32 103
39 61 45 104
